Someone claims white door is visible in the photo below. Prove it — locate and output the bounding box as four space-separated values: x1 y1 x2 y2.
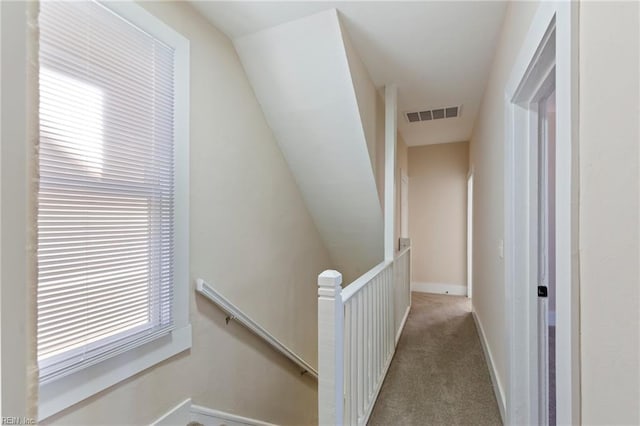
537 87 556 426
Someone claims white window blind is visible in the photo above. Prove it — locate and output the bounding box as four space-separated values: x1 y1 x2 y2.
38 0 176 384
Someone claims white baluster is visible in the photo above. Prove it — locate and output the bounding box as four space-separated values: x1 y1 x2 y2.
350 300 358 425
373 278 378 380
367 284 372 401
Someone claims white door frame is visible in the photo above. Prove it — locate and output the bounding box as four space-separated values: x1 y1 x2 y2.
504 2 579 425
536 85 556 426
466 170 473 299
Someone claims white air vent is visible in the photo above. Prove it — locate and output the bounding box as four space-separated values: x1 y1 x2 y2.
405 105 462 123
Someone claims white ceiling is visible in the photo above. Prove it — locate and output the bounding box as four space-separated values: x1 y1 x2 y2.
190 1 507 147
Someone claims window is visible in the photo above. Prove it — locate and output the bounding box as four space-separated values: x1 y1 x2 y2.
37 1 190 419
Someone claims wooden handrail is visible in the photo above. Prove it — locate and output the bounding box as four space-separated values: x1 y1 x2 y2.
196 278 318 379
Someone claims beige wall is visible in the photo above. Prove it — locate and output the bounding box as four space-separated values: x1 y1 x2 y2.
579 2 640 423
37 1 333 424
408 142 469 286
468 0 540 398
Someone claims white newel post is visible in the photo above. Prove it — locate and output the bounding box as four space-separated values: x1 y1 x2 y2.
318 270 344 426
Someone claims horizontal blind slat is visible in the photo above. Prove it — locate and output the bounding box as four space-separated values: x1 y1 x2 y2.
39 297 153 339
37 0 176 381
39 277 152 307
39 302 153 341
39 315 151 357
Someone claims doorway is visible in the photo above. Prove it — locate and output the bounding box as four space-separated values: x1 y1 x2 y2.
504 3 579 425
537 87 556 425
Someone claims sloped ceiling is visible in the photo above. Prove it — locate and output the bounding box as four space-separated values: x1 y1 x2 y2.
190 1 507 146
234 9 384 284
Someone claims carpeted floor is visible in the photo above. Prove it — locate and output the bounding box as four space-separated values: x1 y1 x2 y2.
368 293 502 426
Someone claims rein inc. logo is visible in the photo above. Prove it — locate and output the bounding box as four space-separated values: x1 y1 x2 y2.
2 418 35 425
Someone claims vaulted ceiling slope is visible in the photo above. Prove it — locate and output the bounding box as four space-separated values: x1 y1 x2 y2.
191 1 507 147
234 9 384 284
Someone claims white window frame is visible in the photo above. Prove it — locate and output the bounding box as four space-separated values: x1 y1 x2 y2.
37 2 191 420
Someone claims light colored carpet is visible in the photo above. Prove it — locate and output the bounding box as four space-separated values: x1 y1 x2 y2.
368 293 502 426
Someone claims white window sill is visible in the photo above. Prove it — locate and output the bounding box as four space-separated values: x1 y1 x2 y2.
38 324 192 421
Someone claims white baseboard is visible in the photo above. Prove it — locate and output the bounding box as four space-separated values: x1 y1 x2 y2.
191 404 277 426
151 398 192 426
411 282 467 296
472 309 506 423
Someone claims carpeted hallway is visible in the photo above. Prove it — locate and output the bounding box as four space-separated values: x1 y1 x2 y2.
368 293 502 426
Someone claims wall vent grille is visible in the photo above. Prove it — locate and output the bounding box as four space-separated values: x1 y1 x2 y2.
405 105 462 123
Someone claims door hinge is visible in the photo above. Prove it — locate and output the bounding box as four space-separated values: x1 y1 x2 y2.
537 286 548 298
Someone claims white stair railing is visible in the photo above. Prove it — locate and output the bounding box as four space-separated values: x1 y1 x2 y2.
394 247 411 343
318 247 411 426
